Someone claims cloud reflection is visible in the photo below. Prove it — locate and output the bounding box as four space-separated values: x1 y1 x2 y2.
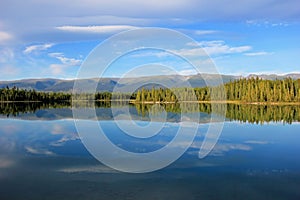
57 165 120 174
244 140 270 145
0 157 14 169
25 146 55 156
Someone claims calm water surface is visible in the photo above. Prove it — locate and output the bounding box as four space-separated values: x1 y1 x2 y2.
0 105 300 200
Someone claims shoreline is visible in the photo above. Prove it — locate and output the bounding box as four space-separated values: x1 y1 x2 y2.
1 100 300 106
129 100 300 105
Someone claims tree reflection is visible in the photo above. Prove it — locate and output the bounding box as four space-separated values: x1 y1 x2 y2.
1 102 299 124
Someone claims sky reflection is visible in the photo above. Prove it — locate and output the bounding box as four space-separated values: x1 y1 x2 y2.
1 112 300 199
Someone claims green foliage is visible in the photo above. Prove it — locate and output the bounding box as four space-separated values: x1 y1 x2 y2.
222 77 300 103
95 91 112 101
1 78 300 104
0 86 71 102
131 78 300 103
133 87 180 103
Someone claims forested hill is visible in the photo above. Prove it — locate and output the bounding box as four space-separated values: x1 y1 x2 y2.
1 78 300 104
132 78 300 103
1 73 300 92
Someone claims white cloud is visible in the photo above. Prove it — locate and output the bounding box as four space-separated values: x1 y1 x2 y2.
168 41 251 57
0 1 298 80
195 30 218 35
0 31 13 44
56 25 137 34
49 52 82 66
49 54 81 76
48 52 82 76
244 51 274 56
246 20 289 27
1 0 299 44
185 42 199 47
129 51 171 58
172 48 207 57
199 40 252 55
128 40 252 58
271 22 289 27
23 43 54 54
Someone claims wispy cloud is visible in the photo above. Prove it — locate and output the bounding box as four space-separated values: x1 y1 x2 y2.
56 25 137 34
23 43 54 54
170 41 251 57
246 20 289 27
1 1 299 80
128 40 252 58
48 55 81 76
244 51 274 56
199 40 252 55
47 52 82 75
1 0 299 45
0 31 13 44
49 52 82 66
195 30 218 35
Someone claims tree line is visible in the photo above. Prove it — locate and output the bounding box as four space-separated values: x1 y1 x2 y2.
132 78 300 103
0 86 71 102
224 77 300 102
1 78 300 103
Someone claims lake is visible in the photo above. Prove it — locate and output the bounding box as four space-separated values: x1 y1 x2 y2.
0 103 300 200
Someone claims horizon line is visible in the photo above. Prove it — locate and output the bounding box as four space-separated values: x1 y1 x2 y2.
1 72 300 82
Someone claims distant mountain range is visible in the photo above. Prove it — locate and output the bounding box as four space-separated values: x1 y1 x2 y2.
0 73 299 92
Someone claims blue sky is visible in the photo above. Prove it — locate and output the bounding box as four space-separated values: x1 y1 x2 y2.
0 0 299 80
